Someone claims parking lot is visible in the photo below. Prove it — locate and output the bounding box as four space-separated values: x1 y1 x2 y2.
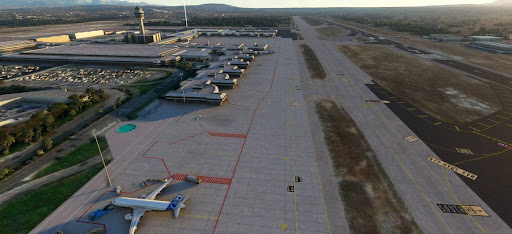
12 67 163 85
0 65 46 80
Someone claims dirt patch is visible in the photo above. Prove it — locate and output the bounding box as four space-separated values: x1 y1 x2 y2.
337 44 500 124
315 100 421 234
302 17 324 26
316 25 345 37
299 44 326 80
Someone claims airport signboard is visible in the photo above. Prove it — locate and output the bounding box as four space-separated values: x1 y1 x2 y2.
437 203 489 216
427 156 477 180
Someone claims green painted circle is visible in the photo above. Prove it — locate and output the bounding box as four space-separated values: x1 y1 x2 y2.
117 124 137 133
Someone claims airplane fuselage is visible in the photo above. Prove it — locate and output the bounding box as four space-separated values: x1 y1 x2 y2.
112 197 170 211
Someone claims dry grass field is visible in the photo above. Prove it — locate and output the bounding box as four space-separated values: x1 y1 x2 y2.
330 18 512 76
315 100 420 234
302 16 324 26
337 44 500 124
315 25 346 37
299 44 326 80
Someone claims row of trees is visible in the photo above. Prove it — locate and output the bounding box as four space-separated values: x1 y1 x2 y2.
0 85 30 95
0 168 15 180
0 88 107 156
472 27 510 40
335 16 511 39
335 16 450 36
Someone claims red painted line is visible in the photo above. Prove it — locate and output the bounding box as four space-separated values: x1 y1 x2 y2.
213 45 282 234
207 132 247 139
76 190 113 233
141 141 158 157
141 133 208 177
176 113 185 123
141 142 172 177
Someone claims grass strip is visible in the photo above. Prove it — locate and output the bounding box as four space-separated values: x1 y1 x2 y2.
316 25 345 37
302 16 324 26
299 44 326 80
315 100 421 234
36 138 108 178
125 81 163 96
337 44 500 123
0 164 104 234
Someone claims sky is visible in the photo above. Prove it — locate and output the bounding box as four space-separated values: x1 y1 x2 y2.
140 0 496 8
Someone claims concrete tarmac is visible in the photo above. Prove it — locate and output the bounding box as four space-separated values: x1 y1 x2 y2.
31 36 340 234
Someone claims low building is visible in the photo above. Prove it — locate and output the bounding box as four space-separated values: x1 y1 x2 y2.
247 43 268 51
125 31 162 44
227 59 250 69
174 48 212 62
4 44 182 65
469 36 502 42
165 42 266 105
235 54 255 61
165 80 227 105
467 41 512 54
35 35 70 43
69 30 105 40
429 34 465 41
0 40 37 52
155 30 199 45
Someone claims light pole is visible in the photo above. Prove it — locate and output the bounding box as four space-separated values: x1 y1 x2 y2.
183 0 188 28
180 73 185 103
92 129 112 187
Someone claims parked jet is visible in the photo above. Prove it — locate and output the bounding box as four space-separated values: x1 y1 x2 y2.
111 178 189 234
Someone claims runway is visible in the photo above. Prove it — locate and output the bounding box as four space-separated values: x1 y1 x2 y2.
294 16 511 233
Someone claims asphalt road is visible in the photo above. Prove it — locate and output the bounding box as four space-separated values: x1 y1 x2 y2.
0 88 124 170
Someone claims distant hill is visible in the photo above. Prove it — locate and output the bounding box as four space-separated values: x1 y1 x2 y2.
0 0 153 7
488 0 512 5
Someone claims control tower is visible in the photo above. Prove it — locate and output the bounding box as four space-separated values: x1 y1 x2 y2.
134 6 145 35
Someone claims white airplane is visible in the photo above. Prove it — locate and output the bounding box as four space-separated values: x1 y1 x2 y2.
111 178 189 234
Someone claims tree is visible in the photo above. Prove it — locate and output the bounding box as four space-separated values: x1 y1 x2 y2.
0 168 10 179
1 135 15 155
21 128 34 143
44 138 53 150
32 127 42 142
68 94 80 102
30 111 45 119
43 115 55 131
117 97 124 106
90 94 101 103
68 109 76 117
49 103 68 117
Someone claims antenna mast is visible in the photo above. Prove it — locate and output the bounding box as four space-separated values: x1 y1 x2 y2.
183 0 189 28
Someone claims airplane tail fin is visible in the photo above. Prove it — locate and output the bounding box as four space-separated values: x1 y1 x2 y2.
174 196 189 218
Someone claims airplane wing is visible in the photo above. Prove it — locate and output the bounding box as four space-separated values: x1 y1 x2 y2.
145 178 173 200
128 208 146 234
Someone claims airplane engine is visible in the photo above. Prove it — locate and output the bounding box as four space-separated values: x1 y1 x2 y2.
125 213 133 220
